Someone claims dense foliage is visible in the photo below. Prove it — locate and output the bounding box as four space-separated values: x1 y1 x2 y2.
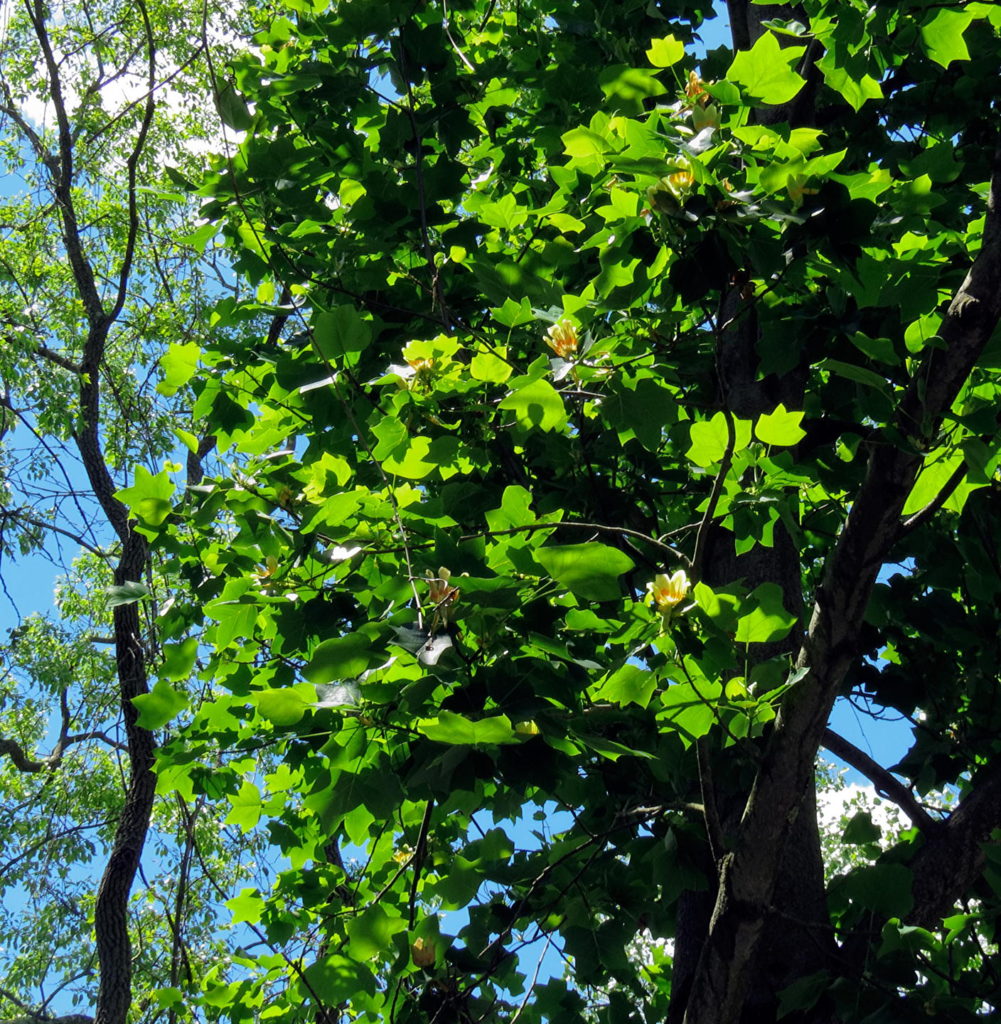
134 1 1001 1021
4 0 1001 1022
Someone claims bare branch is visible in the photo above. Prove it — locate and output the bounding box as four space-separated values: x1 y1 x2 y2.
0 507 112 560
821 727 936 832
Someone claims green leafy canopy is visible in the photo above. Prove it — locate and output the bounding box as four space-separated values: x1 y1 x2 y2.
123 1 1001 1022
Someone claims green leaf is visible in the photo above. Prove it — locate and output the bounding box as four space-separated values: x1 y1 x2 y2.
490 296 535 327
819 358 891 394
312 305 371 361
844 864 913 917
593 664 656 709
254 685 313 726
226 888 265 926
734 583 797 644
562 127 609 174
133 680 189 729
754 404 806 447
417 711 520 746
225 780 262 832
574 732 655 761
158 341 201 396
382 436 437 479
598 66 667 113
687 412 751 467
304 633 376 684
776 971 830 1019
658 679 722 744
842 811 881 845
902 449 964 516
215 81 253 130
303 955 375 1003
693 582 740 633
816 57 882 112
115 465 176 527
645 35 684 68
159 638 199 681
346 905 407 961
499 379 567 432
106 581 150 607
535 543 635 601
920 8 974 68
727 32 806 104
470 348 512 383
848 331 900 366
478 193 528 231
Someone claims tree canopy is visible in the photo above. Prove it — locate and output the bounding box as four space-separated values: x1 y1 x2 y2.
3 1 1001 1023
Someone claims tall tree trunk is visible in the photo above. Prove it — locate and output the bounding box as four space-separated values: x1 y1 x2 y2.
27 1 161 1018
669 5 835 1019
677 2 1001 1018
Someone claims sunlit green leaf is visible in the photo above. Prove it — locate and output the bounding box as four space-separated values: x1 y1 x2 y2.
734 583 798 644
645 35 684 68
727 32 806 104
499 378 567 431
754 404 806 447
133 680 189 729
535 543 634 601
920 8 974 68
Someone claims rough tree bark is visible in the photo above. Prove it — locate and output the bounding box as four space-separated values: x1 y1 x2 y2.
677 1 1001 1013
24 3 160 1023
670 5 1001 1023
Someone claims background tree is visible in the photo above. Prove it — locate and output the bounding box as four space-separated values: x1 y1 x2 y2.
0 2 265 1022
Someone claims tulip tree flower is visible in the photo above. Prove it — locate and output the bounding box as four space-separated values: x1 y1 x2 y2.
545 318 578 359
427 567 460 626
647 569 690 627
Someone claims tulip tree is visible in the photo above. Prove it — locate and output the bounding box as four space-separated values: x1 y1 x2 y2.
147 0 1001 1021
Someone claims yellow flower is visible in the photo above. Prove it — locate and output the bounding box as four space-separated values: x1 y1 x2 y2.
647 570 690 625
405 355 436 391
545 318 578 359
411 937 436 967
666 165 695 198
427 567 460 620
685 70 706 102
253 555 279 582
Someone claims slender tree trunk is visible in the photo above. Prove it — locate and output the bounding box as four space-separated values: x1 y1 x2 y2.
29 0 161 1012
92 532 156 1024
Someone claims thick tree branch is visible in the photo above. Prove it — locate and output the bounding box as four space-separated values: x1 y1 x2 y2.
35 346 83 374
821 727 936 832
108 0 157 324
0 738 47 773
27 0 106 329
907 759 1001 929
